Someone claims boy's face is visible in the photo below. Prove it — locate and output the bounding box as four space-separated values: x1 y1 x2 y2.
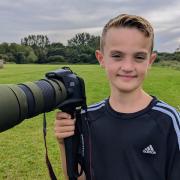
96 27 156 93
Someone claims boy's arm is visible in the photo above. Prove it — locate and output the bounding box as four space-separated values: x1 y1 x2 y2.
59 143 86 180
59 143 69 179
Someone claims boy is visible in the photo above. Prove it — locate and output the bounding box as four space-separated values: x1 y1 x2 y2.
54 14 180 180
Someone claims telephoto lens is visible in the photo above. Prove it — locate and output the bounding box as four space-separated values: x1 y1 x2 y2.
0 77 67 133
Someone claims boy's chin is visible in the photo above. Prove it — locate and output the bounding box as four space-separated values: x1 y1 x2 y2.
115 85 141 93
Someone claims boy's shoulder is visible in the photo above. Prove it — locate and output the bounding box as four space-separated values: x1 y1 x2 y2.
151 99 180 121
81 99 107 119
81 99 107 112
87 99 107 111
151 98 180 141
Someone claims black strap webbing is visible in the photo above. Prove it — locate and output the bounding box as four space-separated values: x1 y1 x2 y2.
43 113 57 180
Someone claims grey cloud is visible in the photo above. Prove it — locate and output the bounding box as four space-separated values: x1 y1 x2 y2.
0 0 180 52
155 25 180 52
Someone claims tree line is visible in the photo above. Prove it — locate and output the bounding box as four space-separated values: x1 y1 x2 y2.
0 33 99 64
0 33 179 64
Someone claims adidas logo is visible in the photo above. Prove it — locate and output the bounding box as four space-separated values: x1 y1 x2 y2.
142 145 156 154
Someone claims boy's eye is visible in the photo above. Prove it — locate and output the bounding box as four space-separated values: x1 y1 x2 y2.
135 56 146 62
136 56 145 59
112 55 121 57
111 54 123 59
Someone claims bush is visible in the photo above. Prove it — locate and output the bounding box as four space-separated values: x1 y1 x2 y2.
154 60 180 70
47 55 66 63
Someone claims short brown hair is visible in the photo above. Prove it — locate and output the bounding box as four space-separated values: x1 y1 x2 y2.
100 14 154 52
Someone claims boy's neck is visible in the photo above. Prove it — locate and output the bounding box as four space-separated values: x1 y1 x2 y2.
109 88 153 113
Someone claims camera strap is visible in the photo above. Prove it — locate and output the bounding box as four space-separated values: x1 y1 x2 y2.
43 112 57 180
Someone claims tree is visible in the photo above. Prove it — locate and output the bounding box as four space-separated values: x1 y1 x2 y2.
33 48 47 63
47 55 66 63
21 35 50 48
68 32 92 46
26 48 38 63
6 43 38 64
87 35 100 50
0 43 9 54
21 35 50 63
0 54 9 62
15 52 26 64
64 46 80 63
67 33 100 63
47 43 65 57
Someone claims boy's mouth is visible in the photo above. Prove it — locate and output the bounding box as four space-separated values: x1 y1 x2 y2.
117 74 137 80
117 74 137 78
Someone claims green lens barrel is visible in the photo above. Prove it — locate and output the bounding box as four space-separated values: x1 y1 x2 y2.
20 82 44 116
0 85 27 132
0 78 67 133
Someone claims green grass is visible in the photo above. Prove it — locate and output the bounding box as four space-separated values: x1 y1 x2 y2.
0 64 180 179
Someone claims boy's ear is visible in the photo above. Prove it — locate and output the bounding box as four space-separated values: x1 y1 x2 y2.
95 50 105 68
149 52 157 67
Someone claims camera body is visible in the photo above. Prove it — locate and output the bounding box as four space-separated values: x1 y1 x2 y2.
46 67 85 111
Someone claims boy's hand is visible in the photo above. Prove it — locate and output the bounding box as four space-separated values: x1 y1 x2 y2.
54 112 75 144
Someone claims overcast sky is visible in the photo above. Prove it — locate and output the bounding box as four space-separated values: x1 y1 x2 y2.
0 0 180 52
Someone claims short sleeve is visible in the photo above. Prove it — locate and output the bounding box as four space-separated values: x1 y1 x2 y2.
166 112 180 180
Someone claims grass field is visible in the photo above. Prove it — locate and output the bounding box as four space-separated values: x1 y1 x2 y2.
0 64 180 179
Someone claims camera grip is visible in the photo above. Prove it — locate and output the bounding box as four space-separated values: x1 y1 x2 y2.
63 110 78 180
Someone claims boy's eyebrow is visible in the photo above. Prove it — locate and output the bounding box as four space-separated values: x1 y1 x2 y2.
110 50 125 54
110 50 148 56
134 52 148 56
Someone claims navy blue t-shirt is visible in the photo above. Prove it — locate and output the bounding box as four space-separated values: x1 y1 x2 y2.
81 97 180 180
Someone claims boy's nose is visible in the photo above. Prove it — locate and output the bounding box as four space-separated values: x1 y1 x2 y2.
121 59 134 72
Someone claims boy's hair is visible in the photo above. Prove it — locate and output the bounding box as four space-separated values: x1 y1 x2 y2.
100 14 154 53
